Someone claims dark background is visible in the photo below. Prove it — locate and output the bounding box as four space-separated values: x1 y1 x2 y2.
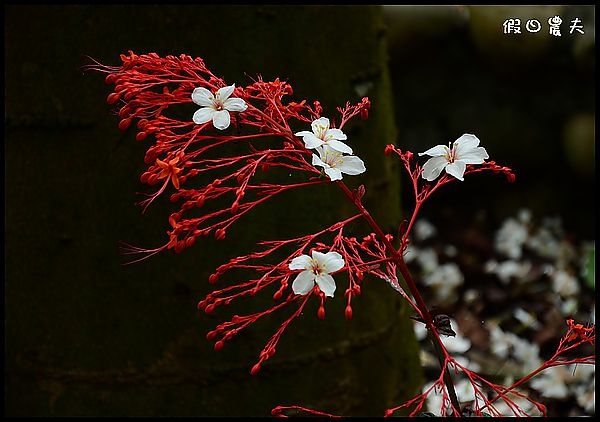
4 4 595 417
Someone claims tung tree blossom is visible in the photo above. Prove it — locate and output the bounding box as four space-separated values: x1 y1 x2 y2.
312 145 366 181
295 117 353 153
192 84 247 130
289 251 345 297
419 134 489 181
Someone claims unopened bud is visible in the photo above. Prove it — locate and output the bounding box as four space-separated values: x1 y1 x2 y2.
345 306 353 320
106 92 120 104
118 117 132 131
317 306 325 320
208 273 219 284
215 228 226 240
250 363 261 376
105 73 118 85
214 340 224 352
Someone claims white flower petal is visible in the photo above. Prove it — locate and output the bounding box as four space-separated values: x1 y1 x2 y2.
454 134 480 154
295 130 314 137
422 156 448 181
318 251 345 273
336 155 366 175
326 139 353 154
212 110 231 130
304 133 325 149
224 97 247 112
326 128 347 141
292 270 316 295
459 147 489 165
312 154 328 169
315 273 336 297
324 167 343 181
216 84 235 101
192 107 216 124
445 161 467 181
191 87 214 107
311 117 330 134
419 144 447 157
289 254 312 270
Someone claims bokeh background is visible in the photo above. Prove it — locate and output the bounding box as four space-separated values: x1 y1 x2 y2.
5 5 595 417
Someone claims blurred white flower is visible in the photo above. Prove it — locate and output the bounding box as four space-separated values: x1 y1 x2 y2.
441 318 471 353
424 379 475 415
403 244 419 263
485 260 532 284
489 323 541 373
526 227 561 259
574 377 595 414
413 320 428 341
454 355 481 372
557 297 579 316
495 218 529 259
492 390 543 417
463 288 479 305
552 269 580 297
530 366 571 399
444 244 458 257
511 336 542 373
422 263 464 303
513 307 542 330
517 208 532 224
414 219 437 242
416 248 439 273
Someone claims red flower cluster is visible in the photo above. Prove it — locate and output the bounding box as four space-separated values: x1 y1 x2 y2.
90 51 593 417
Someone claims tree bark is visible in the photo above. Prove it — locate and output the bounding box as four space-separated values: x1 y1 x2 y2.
5 5 421 416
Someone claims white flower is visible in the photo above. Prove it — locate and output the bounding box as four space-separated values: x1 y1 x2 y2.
485 259 531 284
530 366 570 399
191 84 247 130
495 218 529 259
414 219 437 242
419 134 489 181
439 318 470 354
513 307 541 330
422 263 464 303
312 145 366 181
295 117 352 153
289 250 345 297
552 269 580 297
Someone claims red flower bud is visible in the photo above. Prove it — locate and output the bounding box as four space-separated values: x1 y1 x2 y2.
118 117 132 131
317 306 325 320
251 363 261 376
209 273 219 284
136 131 147 141
345 305 353 320
106 92 120 105
105 73 118 85
185 237 196 248
214 340 224 352
215 228 226 240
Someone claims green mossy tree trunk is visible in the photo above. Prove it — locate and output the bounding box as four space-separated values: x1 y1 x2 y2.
5 5 421 416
